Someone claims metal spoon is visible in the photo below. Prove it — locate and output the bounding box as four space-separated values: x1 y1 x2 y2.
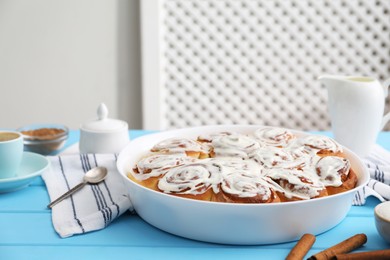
47 166 108 209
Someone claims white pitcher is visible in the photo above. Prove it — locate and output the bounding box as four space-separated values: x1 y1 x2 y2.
319 75 390 157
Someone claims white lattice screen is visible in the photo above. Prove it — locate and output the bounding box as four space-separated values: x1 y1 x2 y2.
141 0 390 130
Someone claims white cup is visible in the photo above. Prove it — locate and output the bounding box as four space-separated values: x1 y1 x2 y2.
319 75 390 157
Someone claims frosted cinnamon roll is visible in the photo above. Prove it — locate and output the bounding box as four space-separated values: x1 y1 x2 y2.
254 127 296 147
220 158 263 174
157 159 222 201
129 154 198 190
151 138 209 158
214 170 280 203
315 156 357 195
250 147 306 170
210 134 260 159
265 169 328 202
300 135 343 156
290 145 316 160
197 132 234 143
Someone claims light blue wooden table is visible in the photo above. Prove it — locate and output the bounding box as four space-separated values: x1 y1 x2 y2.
1 130 389 259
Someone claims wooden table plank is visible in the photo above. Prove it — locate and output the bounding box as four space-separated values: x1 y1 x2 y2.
0 208 387 248
0 246 295 260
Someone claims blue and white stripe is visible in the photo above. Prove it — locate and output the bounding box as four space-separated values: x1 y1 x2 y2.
43 154 133 238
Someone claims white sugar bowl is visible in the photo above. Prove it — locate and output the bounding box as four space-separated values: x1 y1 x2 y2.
79 103 129 154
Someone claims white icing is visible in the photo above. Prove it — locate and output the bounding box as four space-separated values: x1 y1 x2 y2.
316 156 350 187
254 127 295 147
221 172 271 199
212 134 260 159
265 169 325 200
250 147 306 169
133 153 197 181
151 138 209 154
158 159 222 195
220 159 263 174
300 135 342 154
198 132 234 142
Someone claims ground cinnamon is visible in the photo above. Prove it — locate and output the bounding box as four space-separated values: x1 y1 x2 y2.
21 128 65 140
335 249 390 259
286 233 316 260
308 234 367 260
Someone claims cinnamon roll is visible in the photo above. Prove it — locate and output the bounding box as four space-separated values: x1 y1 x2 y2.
151 138 209 158
265 169 328 202
157 159 222 201
214 170 280 203
210 134 260 159
315 156 357 195
220 158 263 173
130 153 197 190
197 132 234 143
250 146 306 170
300 135 343 156
253 127 296 147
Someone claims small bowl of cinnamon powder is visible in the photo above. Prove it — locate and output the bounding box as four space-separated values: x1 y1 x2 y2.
18 124 69 155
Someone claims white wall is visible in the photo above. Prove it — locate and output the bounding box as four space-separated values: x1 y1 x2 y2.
0 0 142 129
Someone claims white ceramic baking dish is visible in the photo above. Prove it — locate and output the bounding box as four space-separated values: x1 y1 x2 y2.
116 125 369 245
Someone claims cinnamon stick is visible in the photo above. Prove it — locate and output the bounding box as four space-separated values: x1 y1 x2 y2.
335 250 390 260
286 233 316 260
308 234 367 260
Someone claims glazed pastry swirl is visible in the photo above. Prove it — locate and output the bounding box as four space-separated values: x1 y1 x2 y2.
300 135 342 154
212 159 278 203
151 138 209 154
250 147 306 169
133 154 197 181
254 127 295 147
289 145 316 160
219 171 277 203
211 134 260 159
265 169 326 200
315 156 351 187
220 158 263 173
158 159 222 195
197 132 234 143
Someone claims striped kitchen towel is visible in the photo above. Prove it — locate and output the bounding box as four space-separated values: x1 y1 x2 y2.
42 154 133 238
353 144 390 205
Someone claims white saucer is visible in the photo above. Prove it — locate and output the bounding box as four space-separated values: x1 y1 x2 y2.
0 152 50 193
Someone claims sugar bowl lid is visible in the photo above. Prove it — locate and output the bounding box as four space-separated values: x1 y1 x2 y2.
80 103 128 132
